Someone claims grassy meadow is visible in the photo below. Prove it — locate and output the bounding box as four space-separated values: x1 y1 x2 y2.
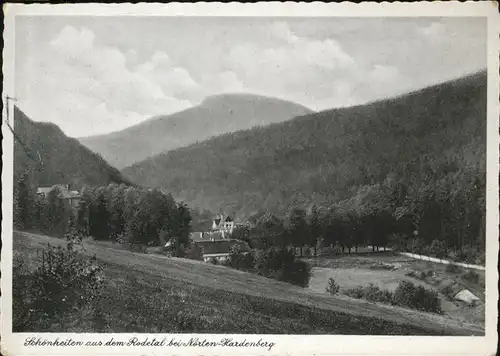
13 231 484 335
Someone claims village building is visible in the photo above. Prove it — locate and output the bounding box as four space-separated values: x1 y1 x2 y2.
211 214 235 235
182 213 251 262
36 184 83 209
194 239 251 263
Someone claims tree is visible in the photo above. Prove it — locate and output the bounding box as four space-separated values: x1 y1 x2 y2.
174 202 192 255
89 191 110 240
44 187 69 236
108 184 127 239
285 207 308 255
13 171 34 230
307 204 323 256
76 198 89 236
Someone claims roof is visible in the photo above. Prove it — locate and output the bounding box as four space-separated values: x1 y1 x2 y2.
190 231 227 242
36 186 81 199
203 253 231 257
62 194 83 199
36 187 53 194
194 239 251 255
225 216 233 222
454 289 480 304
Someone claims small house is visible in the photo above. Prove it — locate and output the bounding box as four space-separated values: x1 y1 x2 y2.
193 239 251 263
454 289 480 306
36 184 83 209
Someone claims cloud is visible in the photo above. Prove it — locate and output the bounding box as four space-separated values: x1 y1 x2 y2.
136 52 200 99
18 26 197 136
225 21 396 110
370 64 400 84
17 18 481 136
217 71 245 92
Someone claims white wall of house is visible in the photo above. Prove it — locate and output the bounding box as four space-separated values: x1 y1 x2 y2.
203 254 230 262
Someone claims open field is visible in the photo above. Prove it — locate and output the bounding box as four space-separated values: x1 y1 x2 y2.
306 253 485 325
13 231 484 335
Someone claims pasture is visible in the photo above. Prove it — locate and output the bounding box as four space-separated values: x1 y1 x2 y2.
306 253 485 325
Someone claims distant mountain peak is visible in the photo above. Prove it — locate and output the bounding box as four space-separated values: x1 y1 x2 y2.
79 94 313 169
200 93 313 111
122 72 486 218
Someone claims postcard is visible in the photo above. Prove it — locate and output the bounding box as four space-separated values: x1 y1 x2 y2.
2 2 499 356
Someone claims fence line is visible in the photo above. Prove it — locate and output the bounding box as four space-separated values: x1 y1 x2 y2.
398 252 485 271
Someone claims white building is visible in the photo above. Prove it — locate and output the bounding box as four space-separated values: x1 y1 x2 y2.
211 214 235 237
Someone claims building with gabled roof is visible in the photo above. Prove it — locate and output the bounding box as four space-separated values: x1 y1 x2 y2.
211 213 235 237
193 239 251 262
36 184 83 208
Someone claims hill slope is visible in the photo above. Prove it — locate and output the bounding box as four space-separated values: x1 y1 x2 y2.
13 106 131 188
122 71 486 218
14 230 483 335
78 94 313 169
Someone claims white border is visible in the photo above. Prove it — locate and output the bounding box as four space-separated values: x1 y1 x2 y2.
2 2 499 356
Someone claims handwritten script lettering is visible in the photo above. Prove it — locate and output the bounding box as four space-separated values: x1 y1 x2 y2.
24 336 276 351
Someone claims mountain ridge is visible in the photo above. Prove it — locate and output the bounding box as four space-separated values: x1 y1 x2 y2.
13 106 131 189
121 70 486 219
78 93 314 169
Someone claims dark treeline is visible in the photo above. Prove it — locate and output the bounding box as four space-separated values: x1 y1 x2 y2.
232 166 485 264
14 173 192 255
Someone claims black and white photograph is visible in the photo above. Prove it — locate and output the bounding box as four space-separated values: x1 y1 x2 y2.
1 2 499 356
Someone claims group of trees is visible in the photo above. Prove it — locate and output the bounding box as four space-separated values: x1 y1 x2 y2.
13 173 193 254
223 245 312 287
14 173 72 237
231 166 485 264
78 184 191 248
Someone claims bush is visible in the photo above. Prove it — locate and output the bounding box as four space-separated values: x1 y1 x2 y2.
13 244 105 331
393 281 442 314
405 270 418 278
254 248 312 288
209 257 219 265
344 286 364 299
445 263 462 274
344 284 393 304
224 245 255 271
439 285 455 301
462 270 480 284
326 277 340 295
183 244 204 261
428 239 446 259
407 238 425 254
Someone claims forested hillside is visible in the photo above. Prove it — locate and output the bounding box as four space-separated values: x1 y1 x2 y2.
79 94 313 168
13 106 131 189
123 71 486 261
124 72 485 214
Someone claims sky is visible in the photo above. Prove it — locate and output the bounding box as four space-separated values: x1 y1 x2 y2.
14 16 486 137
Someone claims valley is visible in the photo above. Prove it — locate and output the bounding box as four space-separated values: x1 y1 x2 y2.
10 72 487 336
13 231 484 335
